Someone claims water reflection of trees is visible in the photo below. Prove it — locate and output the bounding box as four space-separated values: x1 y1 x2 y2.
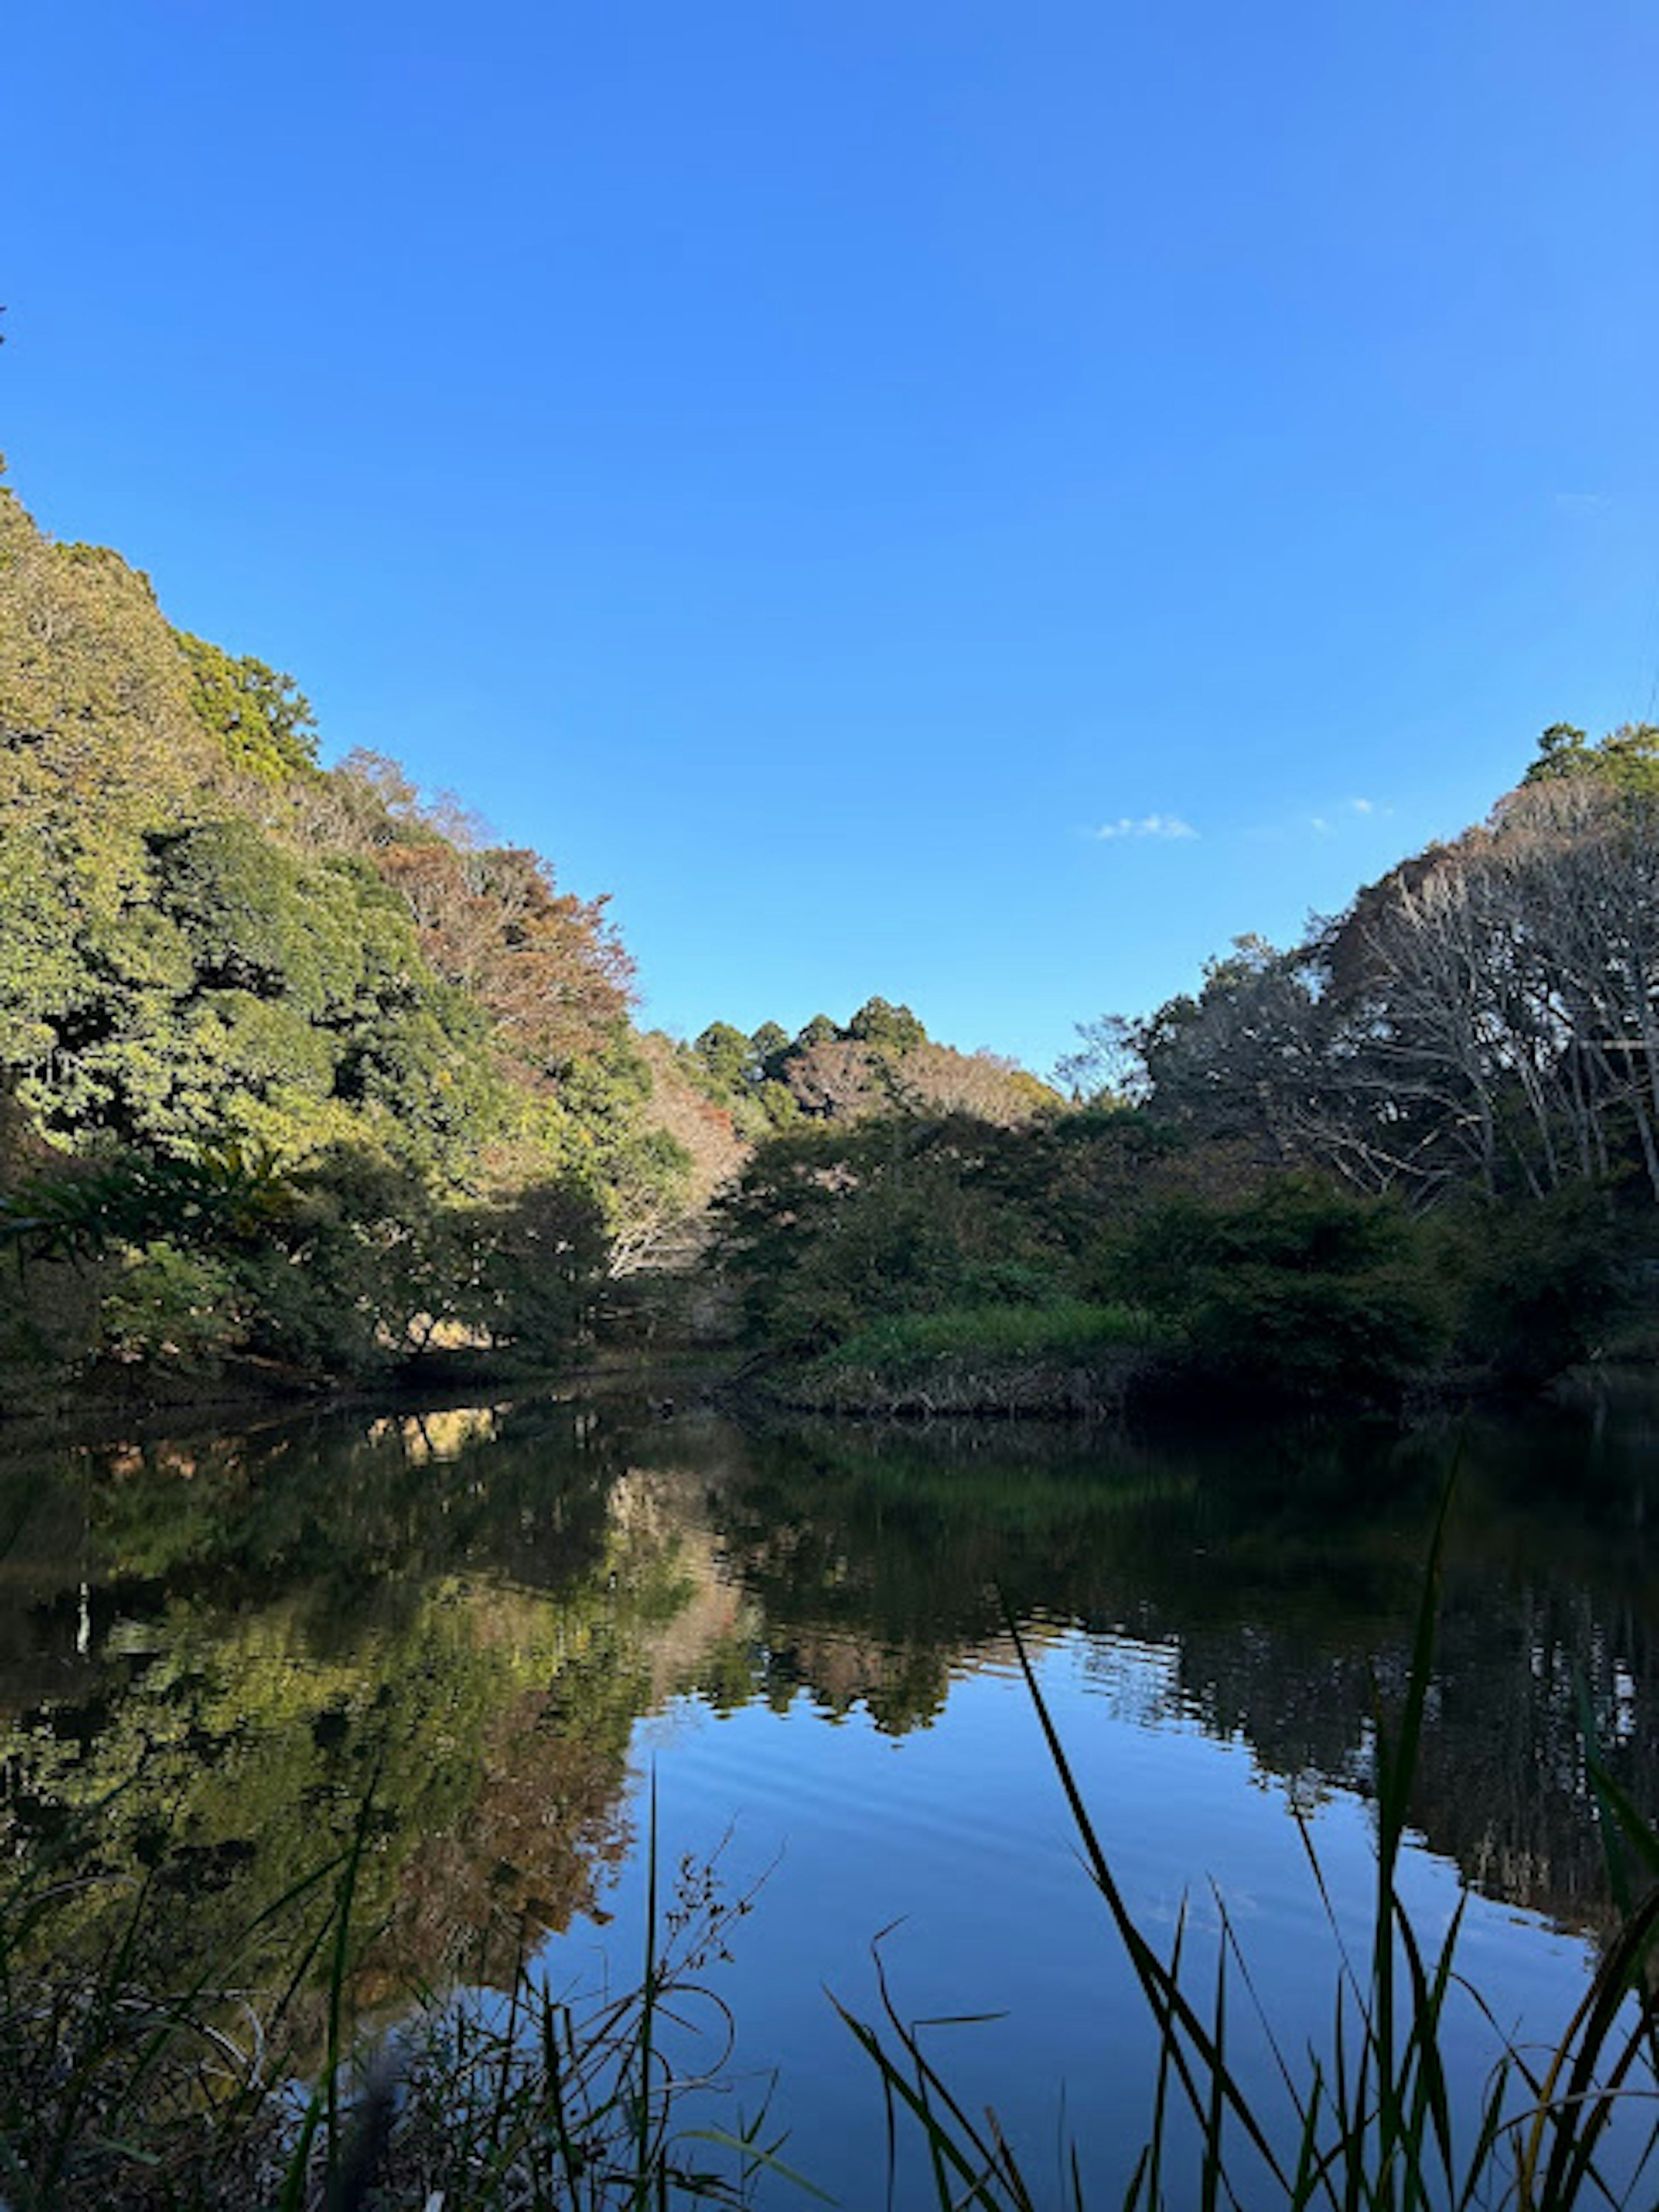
643 1398 1659 1937
5 1386 1658 1999
0 1398 701 2005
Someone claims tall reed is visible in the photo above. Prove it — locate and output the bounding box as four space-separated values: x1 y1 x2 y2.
840 1483 1659 2209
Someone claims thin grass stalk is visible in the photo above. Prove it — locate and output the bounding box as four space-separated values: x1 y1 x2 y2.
1212 1886 1344 2212
1288 2059 1328 2210
1391 1893 1458 2202
321 1780 378 2192
635 1769 660 2209
38 1853 168 2193
1357 1469 1458 2212
1530 1884 1659 2210
832 1985 1017 2209
1134 1908 1187 2212
888 1994 1023 2210
1205 1890 1325 2211
1003 1605 1292 2195
1199 1932 1227 2212
112 1842 351 2147
1456 2063 1512 2212
489 1921 528 2169
223 1846 357 2130
277 2095 324 2212
1581 1740 1659 2088
540 1986 584 2201
690 2095 833 2206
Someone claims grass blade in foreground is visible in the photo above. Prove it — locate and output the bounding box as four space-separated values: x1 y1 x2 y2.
842 1483 1659 2209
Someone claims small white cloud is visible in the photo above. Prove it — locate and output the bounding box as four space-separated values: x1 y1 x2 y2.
1300 797 1392 835
1092 813 1198 842
1554 490 1610 515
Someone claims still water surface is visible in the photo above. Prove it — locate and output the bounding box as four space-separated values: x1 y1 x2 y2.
3 1387 1656 2202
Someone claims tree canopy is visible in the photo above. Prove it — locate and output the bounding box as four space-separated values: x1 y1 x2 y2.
0 467 689 1400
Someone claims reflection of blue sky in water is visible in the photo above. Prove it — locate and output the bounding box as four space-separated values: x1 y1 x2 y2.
559 1621 1607 2211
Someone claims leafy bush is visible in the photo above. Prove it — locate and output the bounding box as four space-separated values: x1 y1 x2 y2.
231 1146 609 1374
1116 1175 1452 1401
716 1124 1059 1355
1436 1179 1633 1382
0 1141 289 1264
99 1240 245 1372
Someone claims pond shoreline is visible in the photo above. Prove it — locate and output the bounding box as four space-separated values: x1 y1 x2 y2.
5 1337 1651 1453
0 1345 738 1453
717 1346 1653 1425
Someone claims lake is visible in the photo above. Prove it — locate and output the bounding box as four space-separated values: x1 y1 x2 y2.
3 1382 1656 2205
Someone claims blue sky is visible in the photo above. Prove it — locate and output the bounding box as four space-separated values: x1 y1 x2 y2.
6 2 1657 1074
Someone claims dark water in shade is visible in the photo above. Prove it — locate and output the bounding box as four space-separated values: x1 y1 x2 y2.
2 1381 1658 2202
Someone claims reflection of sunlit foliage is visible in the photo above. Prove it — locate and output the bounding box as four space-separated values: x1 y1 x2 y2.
645 1415 1432 1738
0 1398 699 2005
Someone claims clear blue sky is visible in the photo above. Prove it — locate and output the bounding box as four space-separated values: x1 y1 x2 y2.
6 2 1657 1074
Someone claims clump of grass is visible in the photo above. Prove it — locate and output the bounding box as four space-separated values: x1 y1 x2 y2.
0 1780 795 2210
0 1806 352 2209
840 1481 1659 2209
332 1792 813 2212
824 1302 1164 1372
790 1301 1170 1415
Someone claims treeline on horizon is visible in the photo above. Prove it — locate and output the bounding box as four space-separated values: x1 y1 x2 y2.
718 718 1659 1407
1 457 1655 1412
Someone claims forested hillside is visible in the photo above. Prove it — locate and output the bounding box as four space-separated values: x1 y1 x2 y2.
713 725 1659 1411
665 998 1057 1138
0 468 700 1399
0 465 1065 1407
3 458 1653 1416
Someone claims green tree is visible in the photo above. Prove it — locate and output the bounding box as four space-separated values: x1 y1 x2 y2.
749 1020 790 1073
1117 1176 1450 1401
1524 720 1659 798
0 458 692 1385
174 630 320 782
691 1021 753 1093
846 995 927 1052
714 1116 1065 1352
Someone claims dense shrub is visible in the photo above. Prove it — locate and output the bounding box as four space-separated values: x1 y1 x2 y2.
713 1120 1064 1356
1434 1180 1633 1383
99 1240 245 1372
1114 1176 1452 1402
